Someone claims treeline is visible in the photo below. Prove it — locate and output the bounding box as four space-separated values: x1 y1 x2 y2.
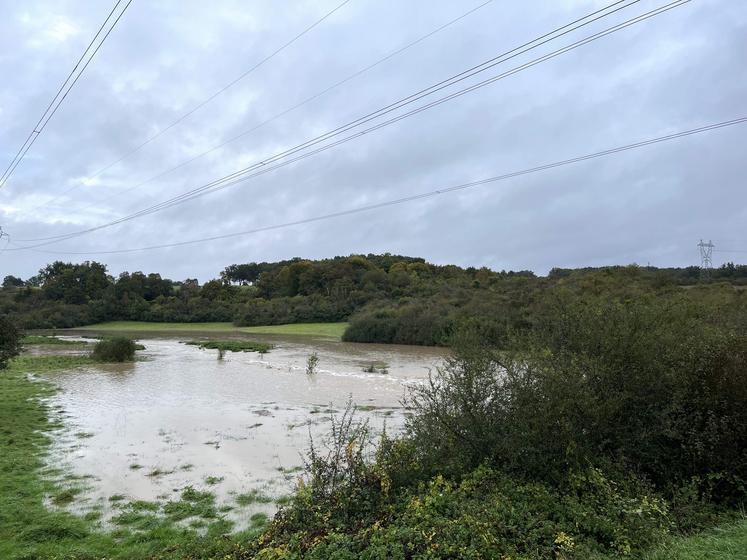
2 256 746 345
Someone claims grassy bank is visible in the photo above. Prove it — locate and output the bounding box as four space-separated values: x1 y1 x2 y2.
68 321 347 339
642 519 747 560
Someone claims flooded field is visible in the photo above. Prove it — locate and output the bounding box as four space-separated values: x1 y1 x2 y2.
39 334 444 526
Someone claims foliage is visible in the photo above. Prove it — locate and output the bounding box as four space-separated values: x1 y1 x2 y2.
241 290 746 558
249 446 670 559
0 316 21 370
406 295 747 501
638 516 747 560
2 257 745 346
2 275 24 288
306 352 319 375
343 301 454 346
90 336 137 362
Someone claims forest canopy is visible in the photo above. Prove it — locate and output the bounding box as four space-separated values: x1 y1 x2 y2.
2 255 746 346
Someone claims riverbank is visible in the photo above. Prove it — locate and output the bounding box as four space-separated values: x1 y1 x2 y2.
63 321 347 339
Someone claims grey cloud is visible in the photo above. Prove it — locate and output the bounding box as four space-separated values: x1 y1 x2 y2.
1 0 745 282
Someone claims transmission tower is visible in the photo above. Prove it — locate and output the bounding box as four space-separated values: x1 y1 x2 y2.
698 239 714 280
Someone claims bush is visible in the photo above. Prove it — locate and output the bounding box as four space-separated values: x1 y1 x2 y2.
253 442 670 559
0 316 21 369
90 337 137 362
406 295 747 502
343 301 454 346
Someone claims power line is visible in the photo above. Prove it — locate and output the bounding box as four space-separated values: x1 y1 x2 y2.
25 0 353 214
71 0 496 214
18 0 676 246
0 0 134 190
11 114 745 256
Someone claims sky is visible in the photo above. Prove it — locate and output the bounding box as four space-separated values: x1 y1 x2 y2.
0 0 745 282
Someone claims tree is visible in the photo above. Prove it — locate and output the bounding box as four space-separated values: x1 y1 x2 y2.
2 275 24 288
0 317 21 369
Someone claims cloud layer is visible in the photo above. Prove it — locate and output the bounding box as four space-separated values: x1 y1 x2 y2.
1 0 745 281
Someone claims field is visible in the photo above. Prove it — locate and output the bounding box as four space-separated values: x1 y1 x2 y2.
68 321 348 339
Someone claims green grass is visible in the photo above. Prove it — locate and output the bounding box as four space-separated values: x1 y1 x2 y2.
236 489 273 506
640 518 747 560
185 339 274 353
69 320 348 338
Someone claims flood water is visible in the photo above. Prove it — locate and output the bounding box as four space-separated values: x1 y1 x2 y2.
39 334 444 525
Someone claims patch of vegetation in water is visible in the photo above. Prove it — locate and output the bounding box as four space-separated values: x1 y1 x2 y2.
21 335 87 346
361 360 389 374
185 339 273 353
146 468 175 478
51 487 84 506
163 487 218 521
90 337 138 362
235 489 273 506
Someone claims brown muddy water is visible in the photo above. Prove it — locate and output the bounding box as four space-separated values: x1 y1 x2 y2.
38 334 444 527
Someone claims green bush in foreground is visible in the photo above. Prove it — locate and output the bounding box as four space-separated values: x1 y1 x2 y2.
0 316 21 370
90 336 137 362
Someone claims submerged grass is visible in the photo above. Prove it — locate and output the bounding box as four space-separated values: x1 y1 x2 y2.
236 489 273 506
0 353 265 559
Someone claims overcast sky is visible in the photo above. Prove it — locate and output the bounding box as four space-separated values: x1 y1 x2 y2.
0 0 745 281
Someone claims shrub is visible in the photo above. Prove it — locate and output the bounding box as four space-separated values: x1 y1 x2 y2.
406 295 747 501
0 316 21 369
90 337 137 362
306 352 319 375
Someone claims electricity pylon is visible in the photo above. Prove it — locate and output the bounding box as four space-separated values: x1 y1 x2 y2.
698 239 714 280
